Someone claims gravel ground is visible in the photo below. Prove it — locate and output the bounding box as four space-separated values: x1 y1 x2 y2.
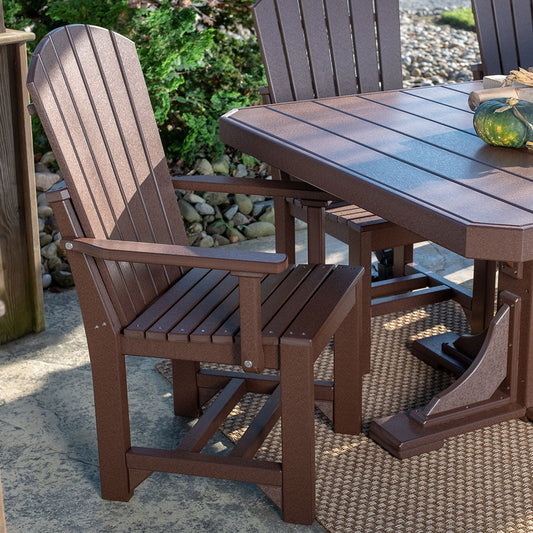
400 0 470 9
399 3 480 87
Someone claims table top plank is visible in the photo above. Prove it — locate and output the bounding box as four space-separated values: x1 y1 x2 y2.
220 82 533 261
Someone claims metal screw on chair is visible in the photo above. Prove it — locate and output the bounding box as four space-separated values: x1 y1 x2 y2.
65 242 73 250
244 360 253 368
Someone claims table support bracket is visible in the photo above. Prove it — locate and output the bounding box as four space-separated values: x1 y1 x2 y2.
369 291 524 458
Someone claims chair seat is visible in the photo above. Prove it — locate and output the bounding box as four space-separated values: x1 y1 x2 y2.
123 264 363 367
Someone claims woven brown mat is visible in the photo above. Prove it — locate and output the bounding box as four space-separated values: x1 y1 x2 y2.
156 301 533 532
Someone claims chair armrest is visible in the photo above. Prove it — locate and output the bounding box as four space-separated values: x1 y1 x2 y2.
172 175 339 202
62 237 288 275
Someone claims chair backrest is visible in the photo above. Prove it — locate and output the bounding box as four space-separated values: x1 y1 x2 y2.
252 0 402 103
472 0 533 76
27 25 187 324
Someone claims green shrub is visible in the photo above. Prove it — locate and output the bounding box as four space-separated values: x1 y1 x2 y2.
440 8 476 31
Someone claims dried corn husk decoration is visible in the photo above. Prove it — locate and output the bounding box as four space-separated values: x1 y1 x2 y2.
504 67 533 86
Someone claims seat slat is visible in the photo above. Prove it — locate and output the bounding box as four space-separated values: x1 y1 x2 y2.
124 268 210 338
145 270 228 341
282 265 362 343
189 266 294 343
168 274 240 342
212 264 313 343
263 264 335 343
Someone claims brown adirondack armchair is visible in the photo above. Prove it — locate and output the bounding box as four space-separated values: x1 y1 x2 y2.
252 0 498 370
472 0 533 78
27 24 365 525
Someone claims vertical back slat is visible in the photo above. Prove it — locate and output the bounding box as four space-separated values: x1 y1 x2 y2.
473 0 503 75
349 0 381 92
493 0 520 73
375 0 403 90
253 0 295 102
324 0 358 95
254 0 402 100
27 25 186 324
511 0 533 68
299 0 336 98
276 0 316 100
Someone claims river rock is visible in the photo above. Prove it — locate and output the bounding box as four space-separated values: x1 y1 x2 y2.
234 193 253 215
232 212 250 226
204 192 229 206
252 199 274 217
243 221 276 239
51 270 75 288
194 158 214 175
184 192 205 204
41 242 58 259
198 235 215 247
224 204 239 220
206 220 227 235
39 232 53 247
213 234 230 246
42 273 52 289
178 199 202 223
37 205 54 218
40 151 56 166
212 154 230 174
258 205 275 225
234 164 248 178
195 202 215 216
35 171 61 192
226 227 246 242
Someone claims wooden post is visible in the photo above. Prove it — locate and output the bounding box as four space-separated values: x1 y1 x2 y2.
0 11 44 343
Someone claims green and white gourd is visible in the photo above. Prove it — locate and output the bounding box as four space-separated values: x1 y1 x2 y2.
473 97 533 149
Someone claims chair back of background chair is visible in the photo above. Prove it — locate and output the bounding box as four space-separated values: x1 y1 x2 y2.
27 25 186 325
252 0 402 103
473 0 533 76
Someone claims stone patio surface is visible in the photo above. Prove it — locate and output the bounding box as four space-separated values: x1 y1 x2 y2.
0 233 472 532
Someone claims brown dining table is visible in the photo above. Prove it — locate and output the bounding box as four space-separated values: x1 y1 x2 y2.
219 80 533 458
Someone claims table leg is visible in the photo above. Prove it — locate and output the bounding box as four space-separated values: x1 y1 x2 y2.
498 261 533 413
369 289 524 458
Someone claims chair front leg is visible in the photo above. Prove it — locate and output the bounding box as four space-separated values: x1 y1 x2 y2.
333 284 363 434
280 343 315 524
86 333 133 501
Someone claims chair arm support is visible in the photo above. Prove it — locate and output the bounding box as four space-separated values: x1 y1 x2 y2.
61 237 288 275
172 175 339 202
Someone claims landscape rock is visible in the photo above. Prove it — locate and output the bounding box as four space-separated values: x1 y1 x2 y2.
259 205 275 225
243 221 276 239
51 270 75 288
203 191 229 206
194 158 214 175
234 193 253 215
35 171 61 192
178 199 202 223
212 154 231 174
